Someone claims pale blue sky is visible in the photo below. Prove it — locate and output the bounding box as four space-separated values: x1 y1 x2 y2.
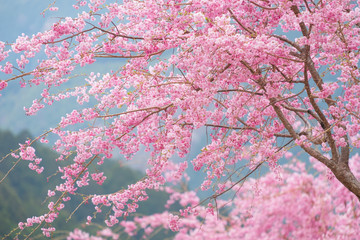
0 2 94 135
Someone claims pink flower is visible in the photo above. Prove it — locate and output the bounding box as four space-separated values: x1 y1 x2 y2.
1 62 13 74
49 7 58 11
0 80 7 91
168 214 180 232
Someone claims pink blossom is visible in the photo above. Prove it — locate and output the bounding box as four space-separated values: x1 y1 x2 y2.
168 214 180 232
2 0 360 238
49 7 58 11
120 221 137 236
1 62 13 74
0 80 7 91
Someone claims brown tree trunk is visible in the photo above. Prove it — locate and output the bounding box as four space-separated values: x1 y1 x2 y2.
331 163 360 200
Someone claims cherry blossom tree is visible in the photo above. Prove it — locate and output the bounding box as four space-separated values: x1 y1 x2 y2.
1 0 360 238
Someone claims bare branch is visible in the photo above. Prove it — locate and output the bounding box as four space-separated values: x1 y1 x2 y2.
248 0 278 10
270 35 302 52
303 63 339 161
228 9 257 37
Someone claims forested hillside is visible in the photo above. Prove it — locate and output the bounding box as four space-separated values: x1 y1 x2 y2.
0 129 172 239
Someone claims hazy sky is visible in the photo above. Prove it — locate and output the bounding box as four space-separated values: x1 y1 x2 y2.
0 2 86 135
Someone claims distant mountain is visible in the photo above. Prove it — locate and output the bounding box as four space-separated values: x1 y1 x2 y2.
0 129 172 239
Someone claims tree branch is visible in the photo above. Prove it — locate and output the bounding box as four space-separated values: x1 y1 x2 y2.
228 9 257 37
